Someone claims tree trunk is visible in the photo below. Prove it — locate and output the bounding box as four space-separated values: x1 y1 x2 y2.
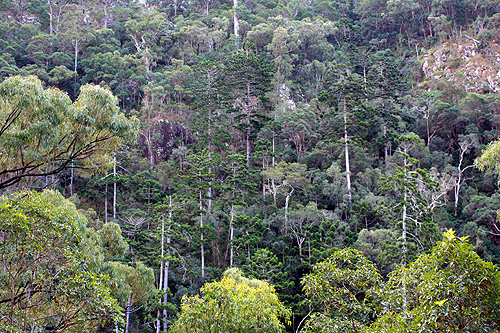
74 39 78 72
229 203 234 267
70 162 74 197
208 91 213 213
344 97 352 209
383 119 388 167
103 0 109 28
113 154 117 219
233 0 239 39
125 297 132 333
284 189 294 235
163 197 172 332
246 82 251 167
105 182 108 224
200 191 205 279
157 215 165 333
48 0 53 35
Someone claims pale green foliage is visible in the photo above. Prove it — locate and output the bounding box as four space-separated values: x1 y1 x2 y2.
171 268 291 333
475 139 500 177
262 161 308 203
0 190 122 332
0 75 139 188
301 230 500 332
301 248 382 333
80 222 128 271
99 222 129 258
370 229 500 332
104 261 156 307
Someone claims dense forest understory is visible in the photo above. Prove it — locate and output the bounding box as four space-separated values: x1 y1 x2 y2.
1 0 500 331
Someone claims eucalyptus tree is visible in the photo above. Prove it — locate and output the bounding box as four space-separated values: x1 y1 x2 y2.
171 268 290 333
0 190 122 332
262 161 309 232
301 247 382 333
301 230 500 332
279 106 320 160
0 75 138 190
125 6 170 73
104 261 156 333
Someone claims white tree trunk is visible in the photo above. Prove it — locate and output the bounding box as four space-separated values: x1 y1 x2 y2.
343 97 352 208
163 198 172 332
233 0 239 38
125 297 132 333
200 191 205 279
157 215 164 333
113 154 117 219
229 203 234 267
74 39 78 73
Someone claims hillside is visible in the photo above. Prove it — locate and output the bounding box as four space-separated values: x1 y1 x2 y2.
421 37 500 93
1 0 500 332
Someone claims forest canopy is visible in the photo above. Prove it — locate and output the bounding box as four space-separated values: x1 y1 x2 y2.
1 0 500 331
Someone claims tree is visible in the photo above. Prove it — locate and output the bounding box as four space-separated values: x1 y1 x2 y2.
300 247 382 333
125 7 170 73
220 153 254 267
0 190 122 332
104 261 156 333
171 268 291 333
370 229 500 332
380 133 440 264
223 50 274 167
0 75 138 190
262 161 309 230
280 106 320 160
475 137 500 176
452 134 478 216
320 61 366 209
301 230 500 332
179 149 220 279
287 202 324 256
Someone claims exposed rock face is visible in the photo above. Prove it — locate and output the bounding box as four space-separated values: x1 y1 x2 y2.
421 40 500 93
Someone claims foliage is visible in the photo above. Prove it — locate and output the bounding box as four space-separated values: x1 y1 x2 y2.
171 268 291 333
0 75 139 189
301 230 500 332
371 229 500 332
301 247 382 333
1 0 500 330
0 190 122 332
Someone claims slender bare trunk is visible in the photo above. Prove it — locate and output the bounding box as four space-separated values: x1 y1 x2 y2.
163 197 172 332
246 83 251 167
105 182 108 224
229 203 234 267
344 97 352 209
200 191 205 279
208 85 213 213
125 297 131 333
103 0 109 28
383 121 388 167
113 154 117 219
157 216 164 333
48 0 53 35
284 189 293 235
233 0 239 38
74 39 78 72
70 162 74 197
